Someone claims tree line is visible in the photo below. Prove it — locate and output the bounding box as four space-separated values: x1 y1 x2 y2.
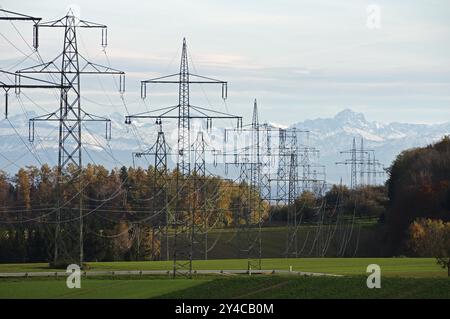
0 164 265 263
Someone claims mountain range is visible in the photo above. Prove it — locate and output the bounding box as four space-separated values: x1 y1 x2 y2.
1 109 448 185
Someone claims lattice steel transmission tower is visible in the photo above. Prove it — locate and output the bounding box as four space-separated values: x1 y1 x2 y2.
364 150 385 185
336 138 359 189
133 119 171 260
299 146 319 193
223 100 273 270
336 137 385 188
125 38 241 277
268 127 326 256
273 128 317 200
16 10 125 266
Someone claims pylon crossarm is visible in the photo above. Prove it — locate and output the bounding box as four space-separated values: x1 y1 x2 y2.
141 73 226 84
134 143 173 157
189 73 226 83
142 73 180 83
81 111 110 122
141 72 227 100
125 105 241 125
78 55 124 75
0 71 68 118
125 105 180 123
76 19 107 29
36 16 106 29
80 62 124 74
190 105 241 120
1 70 67 87
35 17 66 27
0 83 64 89
29 111 58 121
28 110 110 122
0 9 41 22
28 110 112 141
16 59 62 74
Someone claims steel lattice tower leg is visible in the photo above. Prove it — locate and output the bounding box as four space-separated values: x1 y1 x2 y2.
192 131 207 260
154 122 169 261
248 100 262 270
351 137 357 189
276 129 288 206
286 151 299 257
260 127 271 209
360 138 365 186
301 147 310 193
237 155 250 260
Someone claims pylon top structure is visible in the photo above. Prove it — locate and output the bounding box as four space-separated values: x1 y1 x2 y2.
133 120 172 167
17 10 125 169
126 38 242 177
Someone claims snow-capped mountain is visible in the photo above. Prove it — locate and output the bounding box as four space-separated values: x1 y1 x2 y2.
1 109 449 185
290 109 450 183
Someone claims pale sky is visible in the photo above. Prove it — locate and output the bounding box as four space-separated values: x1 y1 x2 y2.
1 0 449 125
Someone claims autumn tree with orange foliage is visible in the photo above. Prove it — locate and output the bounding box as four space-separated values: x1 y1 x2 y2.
409 218 450 276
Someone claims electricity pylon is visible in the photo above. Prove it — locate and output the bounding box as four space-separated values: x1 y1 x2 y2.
363 150 385 185
16 10 125 266
125 38 241 277
223 100 273 270
336 137 385 188
336 138 359 189
268 127 325 256
133 119 171 260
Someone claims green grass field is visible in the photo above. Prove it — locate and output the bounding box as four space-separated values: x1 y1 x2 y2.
1 275 449 299
0 258 448 299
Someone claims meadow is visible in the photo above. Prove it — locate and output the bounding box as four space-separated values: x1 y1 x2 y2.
0 258 449 299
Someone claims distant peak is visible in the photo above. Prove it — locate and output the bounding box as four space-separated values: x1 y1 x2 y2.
334 109 366 122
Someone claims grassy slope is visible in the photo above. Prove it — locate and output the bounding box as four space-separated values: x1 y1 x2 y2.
0 275 449 299
0 258 446 277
